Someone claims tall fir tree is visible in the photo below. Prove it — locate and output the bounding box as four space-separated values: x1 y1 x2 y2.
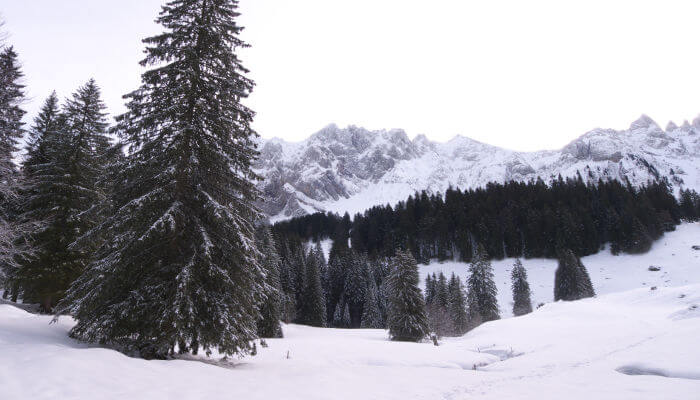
256 226 283 338
447 273 468 334
466 244 500 329
554 249 595 301
511 259 533 316
13 81 110 312
344 251 368 327
57 0 264 358
300 246 326 327
0 46 29 285
386 250 429 342
360 278 383 328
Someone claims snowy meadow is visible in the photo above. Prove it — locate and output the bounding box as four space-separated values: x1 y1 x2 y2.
2 223 699 399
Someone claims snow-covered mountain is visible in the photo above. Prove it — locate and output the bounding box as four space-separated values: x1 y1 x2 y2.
254 115 700 221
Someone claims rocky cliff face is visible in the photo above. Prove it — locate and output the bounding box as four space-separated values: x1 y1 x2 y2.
254 116 700 221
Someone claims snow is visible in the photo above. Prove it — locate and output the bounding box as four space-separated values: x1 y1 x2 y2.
420 222 700 317
1 223 699 399
257 116 700 221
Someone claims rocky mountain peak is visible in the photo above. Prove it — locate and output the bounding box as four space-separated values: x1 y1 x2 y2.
255 116 700 221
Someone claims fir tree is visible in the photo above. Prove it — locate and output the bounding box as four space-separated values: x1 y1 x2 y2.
300 246 326 327
554 249 595 301
511 259 533 316
386 250 429 341
435 272 449 308
57 0 263 358
360 278 383 328
466 244 499 329
13 81 110 312
256 226 283 338
344 251 368 327
424 273 435 305
0 46 30 286
447 273 468 334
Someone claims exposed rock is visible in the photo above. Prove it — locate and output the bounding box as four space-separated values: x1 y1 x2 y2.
254 114 700 220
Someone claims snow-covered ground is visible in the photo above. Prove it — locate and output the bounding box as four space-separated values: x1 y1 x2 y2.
421 222 700 317
1 223 699 399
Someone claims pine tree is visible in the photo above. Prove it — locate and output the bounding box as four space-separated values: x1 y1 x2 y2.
447 273 468 334
360 278 383 328
300 246 326 327
435 272 449 308
424 273 435 305
0 46 30 286
256 226 283 338
386 250 429 341
426 272 453 337
57 0 263 358
13 82 110 312
511 259 533 316
554 249 595 301
466 244 500 329
344 251 368 327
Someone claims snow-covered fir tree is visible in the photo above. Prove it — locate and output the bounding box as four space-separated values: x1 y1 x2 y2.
344 251 368 327
386 250 429 342
0 46 30 285
447 273 468 334
300 246 326 327
426 272 453 337
13 81 110 312
466 244 500 329
57 0 264 358
511 259 533 316
554 249 595 301
256 226 283 338
424 273 435 304
434 272 449 308
360 278 383 328
326 242 350 324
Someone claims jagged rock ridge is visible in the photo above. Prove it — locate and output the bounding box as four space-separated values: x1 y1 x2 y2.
254 115 700 221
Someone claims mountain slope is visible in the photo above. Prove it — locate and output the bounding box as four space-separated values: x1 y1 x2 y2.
254 115 700 221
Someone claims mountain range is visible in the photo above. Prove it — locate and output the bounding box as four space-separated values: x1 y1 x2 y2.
254 115 700 221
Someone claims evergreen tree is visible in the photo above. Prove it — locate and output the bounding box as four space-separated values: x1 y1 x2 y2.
424 273 435 305
554 249 595 301
511 259 533 316
13 81 110 312
466 244 499 329
0 46 30 285
426 272 453 337
256 226 283 338
434 272 449 308
343 251 368 327
447 273 468 334
386 250 429 341
300 246 326 327
57 0 263 358
360 278 383 328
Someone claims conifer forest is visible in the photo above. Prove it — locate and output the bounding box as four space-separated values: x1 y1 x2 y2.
1 1 700 399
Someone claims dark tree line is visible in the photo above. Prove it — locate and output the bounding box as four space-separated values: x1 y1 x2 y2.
274 177 699 263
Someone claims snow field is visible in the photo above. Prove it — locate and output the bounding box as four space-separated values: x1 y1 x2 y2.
420 222 700 317
0 223 698 399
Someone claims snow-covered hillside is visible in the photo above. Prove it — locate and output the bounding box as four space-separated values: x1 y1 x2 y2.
255 115 700 221
421 222 700 317
1 223 698 399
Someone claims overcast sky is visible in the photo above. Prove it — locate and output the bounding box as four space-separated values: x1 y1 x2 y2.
3 0 700 151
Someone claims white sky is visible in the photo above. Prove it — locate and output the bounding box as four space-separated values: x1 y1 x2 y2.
3 0 700 151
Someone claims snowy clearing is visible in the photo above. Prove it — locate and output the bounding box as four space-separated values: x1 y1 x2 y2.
1 223 698 399
420 222 700 317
